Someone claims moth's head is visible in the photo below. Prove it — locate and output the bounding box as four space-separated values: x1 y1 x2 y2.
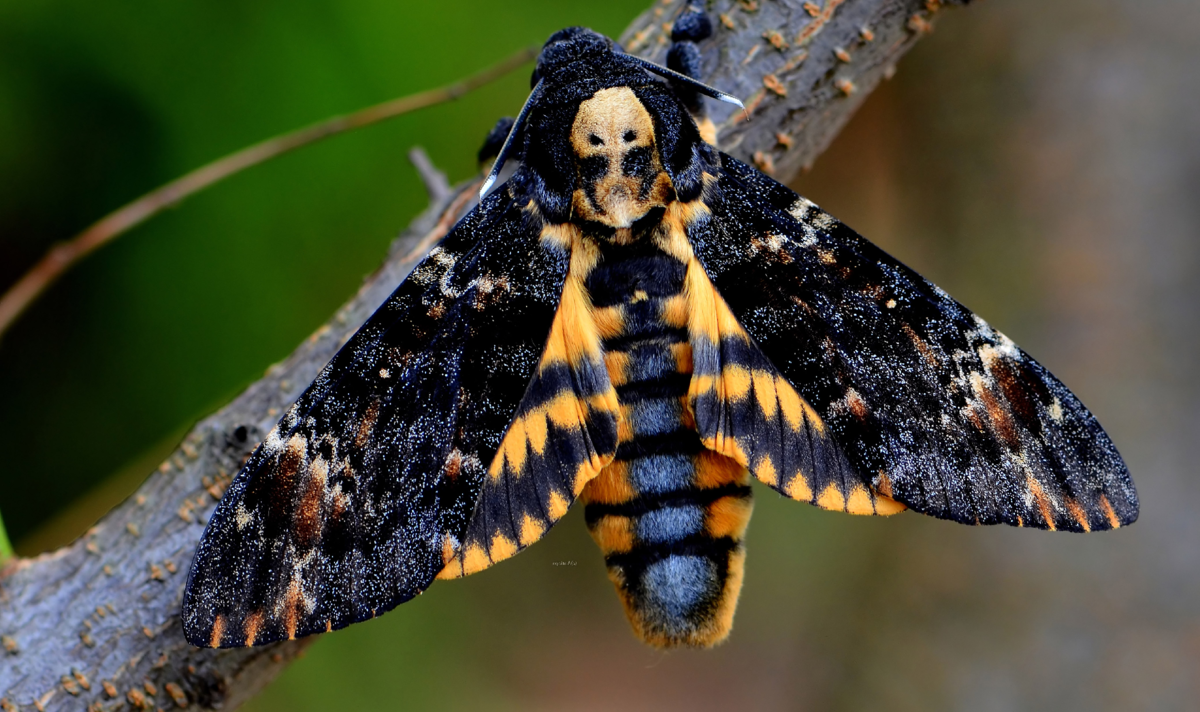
498 28 722 225
568 86 674 227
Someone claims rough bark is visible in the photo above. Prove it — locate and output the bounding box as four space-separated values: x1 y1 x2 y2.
623 0 967 179
0 1 965 709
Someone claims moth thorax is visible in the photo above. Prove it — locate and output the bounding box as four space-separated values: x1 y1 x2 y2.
570 86 673 228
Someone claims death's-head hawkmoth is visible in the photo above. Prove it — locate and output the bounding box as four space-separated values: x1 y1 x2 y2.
183 15 1137 650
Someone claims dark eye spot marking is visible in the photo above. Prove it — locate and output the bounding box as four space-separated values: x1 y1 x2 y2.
623 130 637 143
589 134 603 146
580 155 609 182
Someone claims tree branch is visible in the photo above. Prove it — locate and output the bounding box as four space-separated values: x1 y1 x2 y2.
0 1 965 709
625 0 968 179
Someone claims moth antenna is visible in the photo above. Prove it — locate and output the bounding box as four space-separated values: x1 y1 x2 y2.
618 54 746 115
480 79 543 199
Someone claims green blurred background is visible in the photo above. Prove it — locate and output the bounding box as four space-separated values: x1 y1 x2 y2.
2 0 1197 709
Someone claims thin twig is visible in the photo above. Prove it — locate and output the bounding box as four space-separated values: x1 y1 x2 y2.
408 147 454 204
0 45 538 343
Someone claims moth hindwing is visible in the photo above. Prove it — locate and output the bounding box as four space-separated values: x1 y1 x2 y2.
184 22 1136 652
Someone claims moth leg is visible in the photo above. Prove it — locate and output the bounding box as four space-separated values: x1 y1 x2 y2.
478 116 515 169
667 5 717 145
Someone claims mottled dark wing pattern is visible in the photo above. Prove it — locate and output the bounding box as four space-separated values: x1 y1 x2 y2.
439 225 619 578
687 155 1138 532
183 191 570 648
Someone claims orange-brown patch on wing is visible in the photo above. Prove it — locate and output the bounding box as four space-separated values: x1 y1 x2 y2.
873 495 907 515
753 455 778 487
682 256 752 353
979 346 1038 424
283 579 305 640
1064 496 1091 532
571 460 601 497
1100 495 1121 529
721 365 753 401
356 398 382 447
547 489 570 520
1027 475 1057 531
443 449 463 481
488 532 519 563
524 410 549 455
209 615 225 649
490 418 529 480
700 425 750 470
752 370 779 419
845 388 869 420
329 483 350 522
870 472 908 514
970 372 1020 450
292 456 328 549
672 342 693 373
964 404 986 432
274 434 307 511
775 376 826 435
784 472 814 502
844 485 880 515
902 324 939 368
519 514 547 547
459 543 491 576
436 535 464 580
816 482 846 511
441 534 458 565
540 275 602 369
243 611 264 647
654 199 712 264
543 392 584 430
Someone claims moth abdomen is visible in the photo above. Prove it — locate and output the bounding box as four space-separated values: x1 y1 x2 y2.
581 235 751 648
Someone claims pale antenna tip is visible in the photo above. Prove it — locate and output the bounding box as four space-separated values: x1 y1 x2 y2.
479 174 496 200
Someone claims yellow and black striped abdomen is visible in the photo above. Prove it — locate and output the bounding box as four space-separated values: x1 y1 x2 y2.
580 240 752 648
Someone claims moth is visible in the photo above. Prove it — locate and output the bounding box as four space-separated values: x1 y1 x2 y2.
183 16 1138 650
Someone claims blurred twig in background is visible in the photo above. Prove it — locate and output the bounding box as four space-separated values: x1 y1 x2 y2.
0 1 967 710
0 46 537 343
